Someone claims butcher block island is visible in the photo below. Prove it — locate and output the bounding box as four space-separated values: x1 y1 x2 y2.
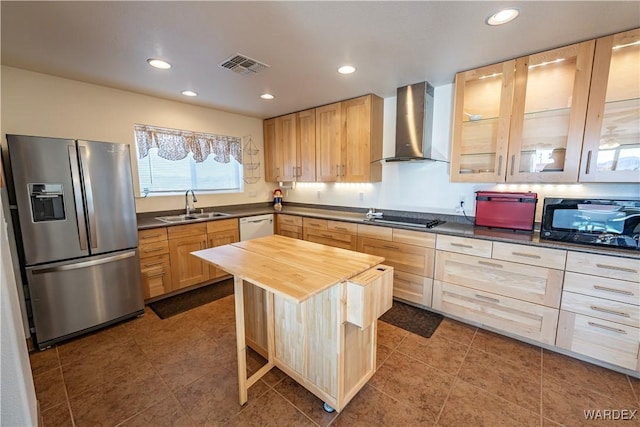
192 234 393 412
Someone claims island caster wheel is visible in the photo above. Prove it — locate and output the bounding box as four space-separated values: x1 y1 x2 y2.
323 402 335 413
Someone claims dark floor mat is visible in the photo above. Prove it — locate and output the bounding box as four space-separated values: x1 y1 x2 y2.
149 279 234 319
380 300 443 339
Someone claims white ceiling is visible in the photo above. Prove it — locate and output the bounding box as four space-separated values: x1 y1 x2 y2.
2 1 638 119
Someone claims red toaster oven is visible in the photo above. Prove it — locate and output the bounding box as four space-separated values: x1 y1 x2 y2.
474 191 538 232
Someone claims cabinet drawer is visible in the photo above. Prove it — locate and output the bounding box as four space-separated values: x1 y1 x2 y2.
564 272 639 306
392 229 436 248
278 214 302 227
358 237 434 277
557 310 640 371
206 218 238 233
561 291 639 328
434 251 563 307
492 242 566 270
433 281 558 345
347 265 394 328
304 229 357 251
140 253 171 299
139 240 169 258
435 235 492 258
138 228 167 244
167 223 208 239
278 224 302 239
328 220 357 234
357 224 392 241
566 251 640 283
303 217 328 230
393 270 433 308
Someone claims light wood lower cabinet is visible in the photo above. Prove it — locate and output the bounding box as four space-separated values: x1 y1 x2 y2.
434 250 563 307
276 214 303 239
557 250 640 372
433 235 564 345
168 223 210 290
433 281 559 344
207 219 240 279
557 311 640 371
139 228 172 299
302 217 357 250
357 227 435 307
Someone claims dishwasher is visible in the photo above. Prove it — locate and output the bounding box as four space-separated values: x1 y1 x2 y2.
239 214 274 241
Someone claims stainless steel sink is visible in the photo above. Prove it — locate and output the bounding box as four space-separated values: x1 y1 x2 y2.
155 212 230 223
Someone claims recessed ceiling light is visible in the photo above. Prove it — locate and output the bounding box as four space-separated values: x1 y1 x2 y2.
260 93 275 100
181 90 198 97
486 8 520 26
338 65 356 74
147 58 172 69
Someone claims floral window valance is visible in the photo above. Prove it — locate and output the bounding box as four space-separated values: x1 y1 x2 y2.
134 124 242 164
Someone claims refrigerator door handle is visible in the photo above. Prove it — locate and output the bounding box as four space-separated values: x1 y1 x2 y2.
78 146 98 249
30 250 137 274
68 146 89 251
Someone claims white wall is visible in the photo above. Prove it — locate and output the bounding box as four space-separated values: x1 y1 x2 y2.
1 66 273 213
1 192 38 427
284 84 640 221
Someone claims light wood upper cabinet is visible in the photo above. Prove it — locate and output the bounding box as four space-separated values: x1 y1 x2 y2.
316 102 343 182
451 39 600 183
508 41 595 182
267 94 382 183
450 61 515 182
264 110 316 182
341 95 383 182
579 28 640 183
297 109 317 181
264 118 279 182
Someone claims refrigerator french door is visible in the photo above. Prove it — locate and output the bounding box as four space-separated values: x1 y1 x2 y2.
7 135 144 349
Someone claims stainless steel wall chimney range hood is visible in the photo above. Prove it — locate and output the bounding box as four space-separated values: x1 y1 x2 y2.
384 81 446 162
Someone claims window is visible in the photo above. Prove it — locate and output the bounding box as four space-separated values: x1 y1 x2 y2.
134 124 243 195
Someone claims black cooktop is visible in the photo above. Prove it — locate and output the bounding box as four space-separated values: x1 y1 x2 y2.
372 216 446 229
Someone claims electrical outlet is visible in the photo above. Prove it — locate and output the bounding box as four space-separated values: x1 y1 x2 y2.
359 192 364 201
317 190 321 199
249 191 257 198
459 195 466 205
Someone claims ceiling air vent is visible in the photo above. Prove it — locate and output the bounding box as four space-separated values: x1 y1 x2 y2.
219 53 270 76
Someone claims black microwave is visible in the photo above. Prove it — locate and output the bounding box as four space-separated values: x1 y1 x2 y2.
541 198 640 251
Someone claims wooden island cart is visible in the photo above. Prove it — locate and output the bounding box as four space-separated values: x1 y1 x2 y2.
192 234 393 412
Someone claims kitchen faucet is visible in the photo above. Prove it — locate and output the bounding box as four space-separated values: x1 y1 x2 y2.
185 189 198 216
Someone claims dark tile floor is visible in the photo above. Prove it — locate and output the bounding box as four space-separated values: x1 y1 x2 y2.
30 294 640 426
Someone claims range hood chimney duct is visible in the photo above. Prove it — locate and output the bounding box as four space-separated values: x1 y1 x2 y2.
384 81 445 162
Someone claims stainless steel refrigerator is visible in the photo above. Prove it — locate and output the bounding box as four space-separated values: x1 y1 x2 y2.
6 135 144 349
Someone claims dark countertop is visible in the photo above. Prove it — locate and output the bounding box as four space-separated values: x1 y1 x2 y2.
137 203 640 260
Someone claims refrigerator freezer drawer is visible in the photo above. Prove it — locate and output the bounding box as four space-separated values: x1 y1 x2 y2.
26 250 144 349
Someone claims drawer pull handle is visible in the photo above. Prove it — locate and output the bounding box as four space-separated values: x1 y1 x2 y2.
144 261 164 267
334 227 348 231
144 247 164 253
451 243 473 249
308 223 322 228
593 285 634 296
475 294 500 303
511 252 541 259
478 261 503 268
590 305 630 318
141 234 162 239
383 245 400 250
320 234 333 238
587 321 627 334
595 264 637 274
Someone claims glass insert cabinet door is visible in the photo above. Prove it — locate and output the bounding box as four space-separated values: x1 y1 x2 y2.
450 61 515 182
580 28 640 183
507 40 595 182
